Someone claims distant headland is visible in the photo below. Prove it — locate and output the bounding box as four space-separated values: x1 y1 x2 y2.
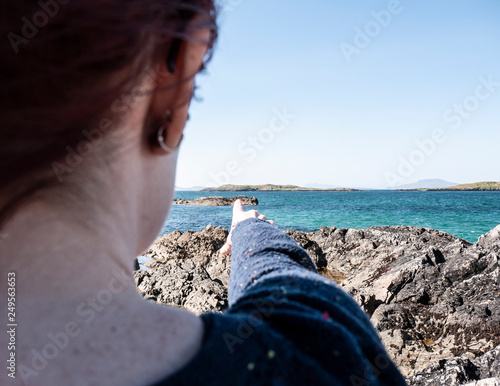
201 184 359 192
400 181 500 191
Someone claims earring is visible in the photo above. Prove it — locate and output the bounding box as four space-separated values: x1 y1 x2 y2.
157 110 184 153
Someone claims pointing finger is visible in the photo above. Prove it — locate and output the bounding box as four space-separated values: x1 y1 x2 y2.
233 199 243 214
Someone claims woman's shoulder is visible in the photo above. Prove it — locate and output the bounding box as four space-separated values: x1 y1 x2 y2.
153 310 336 386
154 277 407 385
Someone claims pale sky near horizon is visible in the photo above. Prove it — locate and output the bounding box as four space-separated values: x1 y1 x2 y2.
176 0 500 189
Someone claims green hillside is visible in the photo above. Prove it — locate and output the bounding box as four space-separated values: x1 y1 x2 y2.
407 181 500 191
441 181 500 191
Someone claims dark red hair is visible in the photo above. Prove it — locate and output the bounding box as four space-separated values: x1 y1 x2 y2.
0 0 217 226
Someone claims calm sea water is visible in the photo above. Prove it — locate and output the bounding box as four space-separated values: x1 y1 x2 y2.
161 191 500 243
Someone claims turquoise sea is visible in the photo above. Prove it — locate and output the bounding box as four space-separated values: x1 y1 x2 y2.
161 190 500 243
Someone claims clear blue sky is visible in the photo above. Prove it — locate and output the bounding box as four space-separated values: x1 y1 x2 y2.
177 0 500 189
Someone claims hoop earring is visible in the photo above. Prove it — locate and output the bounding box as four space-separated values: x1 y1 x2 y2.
157 110 184 153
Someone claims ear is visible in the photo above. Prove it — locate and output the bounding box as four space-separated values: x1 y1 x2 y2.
149 18 212 151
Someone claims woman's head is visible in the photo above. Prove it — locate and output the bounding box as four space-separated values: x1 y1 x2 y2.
0 0 217 231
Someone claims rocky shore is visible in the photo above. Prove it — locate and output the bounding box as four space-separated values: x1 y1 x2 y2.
173 195 258 206
135 224 500 385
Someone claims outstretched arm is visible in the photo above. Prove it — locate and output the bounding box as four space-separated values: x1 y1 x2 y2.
221 201 408 385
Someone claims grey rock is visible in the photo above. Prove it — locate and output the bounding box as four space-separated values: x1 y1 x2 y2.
409 356 480 385
135 225 231 315
409 346 500 385
473 346 500 380
477 225 500 254
284 229 327 268
310 224 500 377
464 380 500 386
134 259 227 315
173 195 258 206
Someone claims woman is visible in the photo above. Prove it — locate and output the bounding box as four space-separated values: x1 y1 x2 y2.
0 1 407 385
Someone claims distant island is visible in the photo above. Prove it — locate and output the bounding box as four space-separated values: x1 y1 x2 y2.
178 181 499 192
201 184 359 192
173 195 258 206
400 181 500 191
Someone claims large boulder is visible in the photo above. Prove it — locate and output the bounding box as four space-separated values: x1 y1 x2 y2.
134 259 227 315
142 224 231 286
136 225 231 314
